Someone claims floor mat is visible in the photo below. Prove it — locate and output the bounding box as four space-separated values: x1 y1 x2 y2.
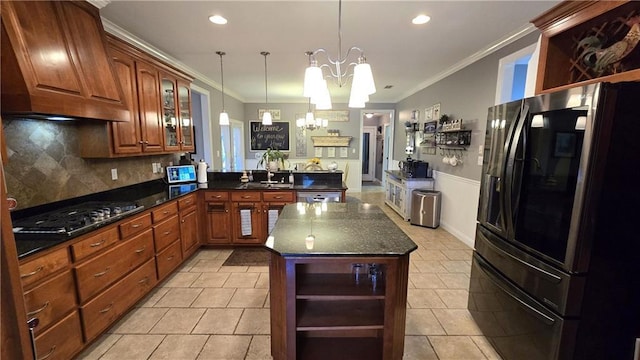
222 247 271 266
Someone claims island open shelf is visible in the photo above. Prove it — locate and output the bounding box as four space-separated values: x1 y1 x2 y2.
266 202 417 360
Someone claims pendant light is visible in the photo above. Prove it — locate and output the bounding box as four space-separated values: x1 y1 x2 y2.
216 51 229 125
261 51 272 125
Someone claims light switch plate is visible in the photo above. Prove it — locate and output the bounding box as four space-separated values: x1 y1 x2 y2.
477 156 483 166
111 168 118 180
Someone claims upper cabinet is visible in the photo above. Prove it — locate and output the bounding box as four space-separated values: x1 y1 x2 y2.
79 36 194 158
0 1 129 121
161 73 195 152
532 1 640 94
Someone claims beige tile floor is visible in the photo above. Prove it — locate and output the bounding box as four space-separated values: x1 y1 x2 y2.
76 189 502 360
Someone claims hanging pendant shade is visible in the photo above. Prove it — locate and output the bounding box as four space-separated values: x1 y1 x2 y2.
216 51 229 125
261 51 273 125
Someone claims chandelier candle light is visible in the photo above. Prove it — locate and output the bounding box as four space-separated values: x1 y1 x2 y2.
261 51 273 125
216 51 229 125
303 0 376 108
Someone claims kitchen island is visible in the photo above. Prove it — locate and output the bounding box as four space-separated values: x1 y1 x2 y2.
266 202 417 360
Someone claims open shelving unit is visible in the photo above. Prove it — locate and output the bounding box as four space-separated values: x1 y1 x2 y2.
270 255 409 360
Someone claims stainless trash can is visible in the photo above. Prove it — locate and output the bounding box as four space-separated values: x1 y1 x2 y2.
410 190 441 228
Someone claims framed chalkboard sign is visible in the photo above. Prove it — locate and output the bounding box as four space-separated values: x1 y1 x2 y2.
250 121 290 151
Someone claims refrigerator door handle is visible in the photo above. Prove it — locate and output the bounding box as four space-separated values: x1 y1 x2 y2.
504 104 528 238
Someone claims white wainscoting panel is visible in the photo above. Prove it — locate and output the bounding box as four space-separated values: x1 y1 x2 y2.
433 171 480 248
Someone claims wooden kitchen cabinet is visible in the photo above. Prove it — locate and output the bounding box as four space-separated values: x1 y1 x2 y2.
0 1 129 121
231 192 264 244
160 74 194 152
179 194 199 258
271 255 411 360
23 270 76 336
262 191 295 238
532 1 640 94
78 35 194 157
151 200 182 280
80 258 157 342
18 247 70 289
33 311 84 360
204 191 232 244
75 228 154 302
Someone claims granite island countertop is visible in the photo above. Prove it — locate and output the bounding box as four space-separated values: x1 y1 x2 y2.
266 202 417 256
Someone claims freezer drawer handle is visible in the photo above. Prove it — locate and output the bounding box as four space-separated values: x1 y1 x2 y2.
483 232 561 284
476 256 555 325
21 266 43 278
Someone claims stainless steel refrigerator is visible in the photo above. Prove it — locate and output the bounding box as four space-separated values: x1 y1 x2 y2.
468 81 640 359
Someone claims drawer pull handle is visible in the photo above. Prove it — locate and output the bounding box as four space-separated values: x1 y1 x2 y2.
131 223 142 228
185 200 192 204
21 266 43 278
135 246 146 254
90 239 106 248
167 256 174 261
274 196 283 199
37 345 56 360
213 195 222 199
94 267 111 277
163 231 171 236
138 276 149 285
162 210 169 214
241 195 252 199
27 301 50 317
99 303 114 314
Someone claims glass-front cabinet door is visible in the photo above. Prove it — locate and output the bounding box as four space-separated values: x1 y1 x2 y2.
177 80 194 151
161 75 179 151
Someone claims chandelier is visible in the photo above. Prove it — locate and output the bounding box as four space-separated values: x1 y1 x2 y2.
297 99 328 131
303 0 376 108
216 51 229 125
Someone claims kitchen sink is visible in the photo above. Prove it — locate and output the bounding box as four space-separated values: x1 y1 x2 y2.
237 182 293 189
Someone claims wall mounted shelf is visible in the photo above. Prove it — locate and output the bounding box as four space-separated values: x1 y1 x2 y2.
435 130 472 150
311 136 353 147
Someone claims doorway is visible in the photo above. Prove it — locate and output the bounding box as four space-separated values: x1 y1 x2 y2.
360 110 394 189
362 126 376 182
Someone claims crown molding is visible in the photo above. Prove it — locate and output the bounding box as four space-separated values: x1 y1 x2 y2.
87 0 111 9
396 24 538 103
101 17 246 102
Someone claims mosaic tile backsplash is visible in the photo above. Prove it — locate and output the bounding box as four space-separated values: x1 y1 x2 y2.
3 118 179 210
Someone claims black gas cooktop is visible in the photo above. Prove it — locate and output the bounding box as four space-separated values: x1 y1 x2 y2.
12 201 144 241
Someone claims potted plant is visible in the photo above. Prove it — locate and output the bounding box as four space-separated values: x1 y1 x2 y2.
257 148 286 171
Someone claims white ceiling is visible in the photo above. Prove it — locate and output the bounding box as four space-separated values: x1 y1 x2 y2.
100 1 560 105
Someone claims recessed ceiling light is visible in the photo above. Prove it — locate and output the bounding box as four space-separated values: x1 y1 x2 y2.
412 14 431 25
209 15 227 25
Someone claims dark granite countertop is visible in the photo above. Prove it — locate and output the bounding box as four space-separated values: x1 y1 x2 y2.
265 202 417 257
12 171 347 259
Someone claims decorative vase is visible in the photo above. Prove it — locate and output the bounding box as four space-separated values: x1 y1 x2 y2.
268 161 279 171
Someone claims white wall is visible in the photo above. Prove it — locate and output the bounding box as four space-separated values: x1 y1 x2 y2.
432 171 480 247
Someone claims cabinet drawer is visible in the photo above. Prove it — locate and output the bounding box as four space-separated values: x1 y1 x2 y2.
119 212 152 239
80 258 157 341
23 270 76 336
231 191 261 202
156 240 182 280
75 229 154 302
152 201 178 223
178 193 197 209
34 310 83 360
263 191 294 202
152 215 180 252
204 191 229 201
71 226 120 261
19 247 69 289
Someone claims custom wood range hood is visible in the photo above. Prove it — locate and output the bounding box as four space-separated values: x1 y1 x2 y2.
1 1 129 122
